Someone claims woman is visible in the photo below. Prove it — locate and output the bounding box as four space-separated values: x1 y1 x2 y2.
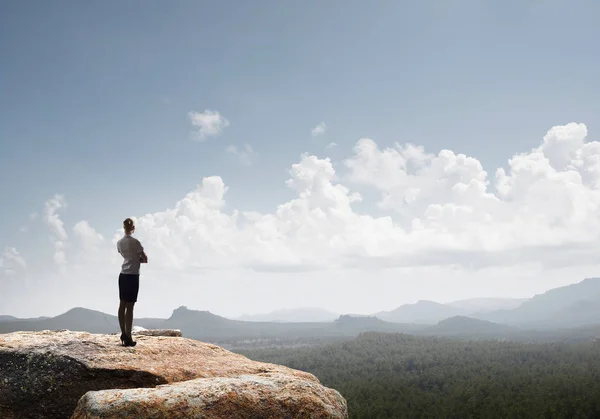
116 218 148 347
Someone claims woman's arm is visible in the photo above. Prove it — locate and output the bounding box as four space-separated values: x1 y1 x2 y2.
138 240 148 263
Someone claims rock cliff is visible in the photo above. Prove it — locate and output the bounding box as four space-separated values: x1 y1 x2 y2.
0 330 347 419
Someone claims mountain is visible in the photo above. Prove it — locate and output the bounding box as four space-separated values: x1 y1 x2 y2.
235 307 339 323
376 300 467 324
377 298 529 325
0 315 50 322
419 316 521 339
447 298 528 313
0 307 117 334
474 277 600 328
334 315 423 333
0 305 424 344
0 315 18 322
163 306 239 337
3 277 600 344
0 307 165 334
0 306 230 337
538 299 600 328
164 306 423 341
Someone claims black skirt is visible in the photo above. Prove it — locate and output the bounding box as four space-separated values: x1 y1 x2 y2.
118 273 140 302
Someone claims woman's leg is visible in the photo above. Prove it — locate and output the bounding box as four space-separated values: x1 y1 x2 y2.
118 300 127 335
125 301 135 338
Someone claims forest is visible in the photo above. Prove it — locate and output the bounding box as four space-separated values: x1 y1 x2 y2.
237 332 600 418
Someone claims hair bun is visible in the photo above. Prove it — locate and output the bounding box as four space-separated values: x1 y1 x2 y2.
123 218 135 232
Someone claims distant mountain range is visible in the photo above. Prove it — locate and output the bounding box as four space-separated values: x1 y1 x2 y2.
0 308 164 334
1 278 599 345
472 277 600 328
0 315 50 322
232 297 528 324
0 315 17 322
0 305 421 344
374 297 528 324
234 307 339 323
376 278 600 328
417 316 522 339
376 300 467 324
446 297 528 313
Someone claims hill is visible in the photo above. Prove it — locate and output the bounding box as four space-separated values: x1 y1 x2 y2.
0 315 50 322
0 307 165 334
0 308 117 334
418 315 522 339
446 297 527 312
0 315 18 322
475 277 600 328
163 306 423 343
235 307 339 323
3 276 600 346
334 314 423 333
0 305 423 347
376 300 466 324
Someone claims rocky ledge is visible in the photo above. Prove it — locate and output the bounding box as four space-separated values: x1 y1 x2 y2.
0 330 347 419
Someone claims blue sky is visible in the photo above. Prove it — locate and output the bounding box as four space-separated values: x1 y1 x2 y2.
2 1 600 317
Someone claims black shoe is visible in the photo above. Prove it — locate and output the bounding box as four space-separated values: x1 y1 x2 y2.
120 333 136 347
124 334 137 347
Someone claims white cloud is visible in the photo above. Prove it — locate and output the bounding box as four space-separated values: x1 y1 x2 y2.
326 142 337 149
342 122 600 256
188 109 230 141
44 194 68 266
21 122 600 272
94 123 597 273
5 121 600 318
73 221 104 251
70 221 113 269
311 122 327 137
0 247 26 277
226 144 258 166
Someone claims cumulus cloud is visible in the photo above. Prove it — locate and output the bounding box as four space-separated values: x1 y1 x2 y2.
74 220 103 243
226 144 258 166
21 122 600 273
4 122 600 317
343 122 600 257
326 142 337 149
73 221 104 253
311 122 327 137
188 109 230 141
123 121 600 273
44 194 68 266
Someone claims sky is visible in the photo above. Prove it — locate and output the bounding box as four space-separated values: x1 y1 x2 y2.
2 0 600 319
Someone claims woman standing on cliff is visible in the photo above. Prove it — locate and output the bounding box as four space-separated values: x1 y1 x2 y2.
116 218 148 347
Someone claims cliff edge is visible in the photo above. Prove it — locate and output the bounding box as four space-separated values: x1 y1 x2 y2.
0 330 347 418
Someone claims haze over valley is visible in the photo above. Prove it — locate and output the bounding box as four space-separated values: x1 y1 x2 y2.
3 278 600 348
